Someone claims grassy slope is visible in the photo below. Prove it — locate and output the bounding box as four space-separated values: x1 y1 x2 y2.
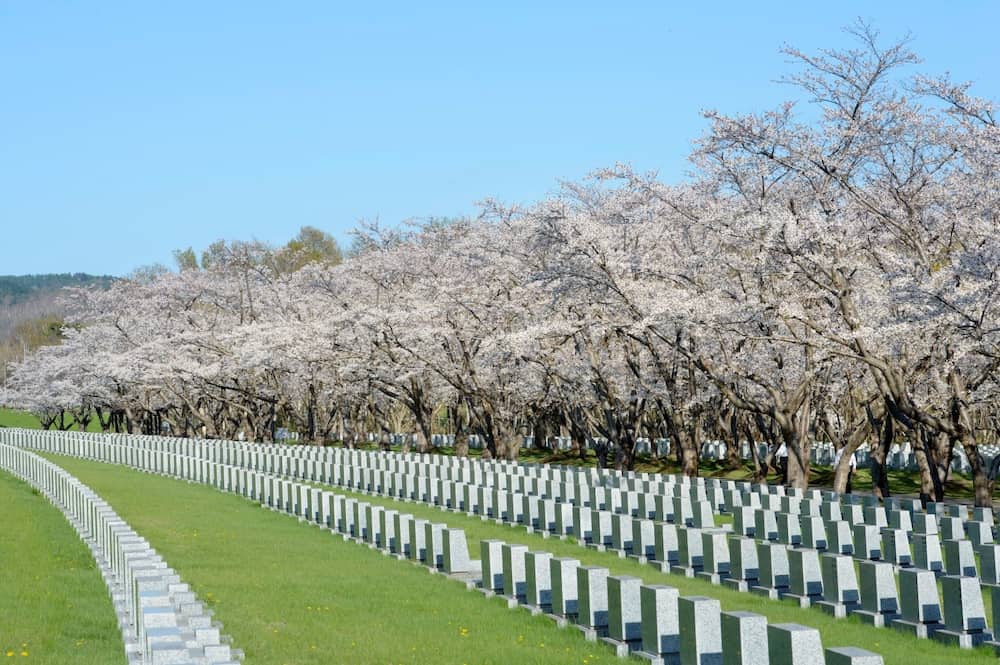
292 472 998 665
49 455 998 665
0 470 125 665
48 455 629 665
0 408 103 432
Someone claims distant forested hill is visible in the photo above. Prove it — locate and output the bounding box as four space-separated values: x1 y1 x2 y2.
0 274 116 380
0 273 115 306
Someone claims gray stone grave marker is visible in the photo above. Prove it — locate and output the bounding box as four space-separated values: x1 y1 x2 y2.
854 560 900 627
934 575 992 648
638 585 680 664
892 567 943 638
576 566 610 638
767 623 824 665
943 538 977 577
817 553 861 617
524 551 553 612
679 596 722 665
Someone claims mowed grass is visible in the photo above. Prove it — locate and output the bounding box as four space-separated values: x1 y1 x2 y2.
0 408 103 432
0 470 125 665
46 455 631 665
42 454 1000 665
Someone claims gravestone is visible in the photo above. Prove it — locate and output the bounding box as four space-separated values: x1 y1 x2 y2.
912 533 944 574
854 560 900 627
979 544 1000 586
480 540 505 593
752 542 790 600
912 512 938 535
720 611 768 665
638 585 680 665
605 575 643 653
881 528 912 567
612 513 635 555
776 513 802 546
934 575 992 648
423 522 445 569
754 510 779 541
767 623 824 665
673 527 704 577
442 528 475 574
576 566 610 638
940 516 965 542
549 557 580 621
698 530 730 584
654 523 680 570
786 548 824 607
826 521 854 556
966 521 994 547
502 543 529 602
800 515 827 551
678 596 722 665
852 524 881 561
817 553 861 618
892 568 944 638
632 518 656 560
524 551 553 612
943 539 977 577
732 506 756 538
724 536 759 592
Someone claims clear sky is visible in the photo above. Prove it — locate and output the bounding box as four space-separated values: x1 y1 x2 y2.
2 2 997 276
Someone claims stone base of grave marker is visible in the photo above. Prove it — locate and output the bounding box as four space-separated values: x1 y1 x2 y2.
783 593 817 608
934 628 993 649
749 585 785 600
722 578 750 592
817 599 861 618
544 612 571 628
853 610 900 628
631 652 680 665
825 646 885 665
890 618 943 639
600 636 641 658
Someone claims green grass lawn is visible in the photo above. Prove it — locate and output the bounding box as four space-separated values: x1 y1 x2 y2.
46 455 632 665
44 454 1000 665
0 470 125 665
0 408 103 432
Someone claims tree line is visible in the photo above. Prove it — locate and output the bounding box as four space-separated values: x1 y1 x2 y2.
3 26 999 504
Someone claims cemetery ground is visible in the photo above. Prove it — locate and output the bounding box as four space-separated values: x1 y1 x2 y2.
0 409 988 503
38 454 627 665
14 453 996 665
0 470 125 664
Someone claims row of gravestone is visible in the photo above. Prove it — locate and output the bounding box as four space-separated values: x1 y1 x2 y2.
27 428 1000 593
11 429 1000 595
6 428 965 527
6 429 891 665
412 432 998 474
0 442 242 665
729 496 1000 586
478 538 883 665
10 427 1000 654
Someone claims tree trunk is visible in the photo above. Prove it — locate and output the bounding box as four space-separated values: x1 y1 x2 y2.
960 431 992 508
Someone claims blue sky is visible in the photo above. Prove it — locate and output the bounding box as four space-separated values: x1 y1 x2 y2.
2 2 997 276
